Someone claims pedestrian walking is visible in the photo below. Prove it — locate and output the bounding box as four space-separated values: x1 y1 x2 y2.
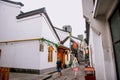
56 58 62 77
72 57 79 78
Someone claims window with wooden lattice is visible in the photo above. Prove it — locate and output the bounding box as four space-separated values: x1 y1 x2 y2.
48 46 54 62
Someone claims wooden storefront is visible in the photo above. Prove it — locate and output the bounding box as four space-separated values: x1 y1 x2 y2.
57 45 69 68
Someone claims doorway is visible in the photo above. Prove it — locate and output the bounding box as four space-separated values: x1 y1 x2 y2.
57 46 69 68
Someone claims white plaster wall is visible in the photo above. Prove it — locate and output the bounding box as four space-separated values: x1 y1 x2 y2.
54 28 70 41
39 16 58 69
92 30 106 80
41 16 58 43
40 43 57 69
17 15 42 40
0 1 21 42
0 40 40 69
89 28 106 80
82 0 93 23
64 38 70 48
0 1 21 15
0 1 43 42
89 28 95 67
0 13 43 41
0 0 58 71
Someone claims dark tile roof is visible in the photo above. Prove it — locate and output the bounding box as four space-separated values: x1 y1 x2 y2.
16 8 46 19
16 7 60 41
54 27 70 44
1 0 24 6
71 36 81 41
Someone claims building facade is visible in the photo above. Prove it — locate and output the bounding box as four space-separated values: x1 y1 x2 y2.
82 0 120 80
0 0 59 74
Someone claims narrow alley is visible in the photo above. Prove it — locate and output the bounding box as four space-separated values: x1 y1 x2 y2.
9 65 85 80
47 65 85 80
1 0 120 79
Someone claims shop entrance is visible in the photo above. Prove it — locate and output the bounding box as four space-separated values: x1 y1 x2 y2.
57 45 69 68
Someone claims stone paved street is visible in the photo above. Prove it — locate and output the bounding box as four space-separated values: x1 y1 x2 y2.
9 73 50 80
48 65 85 80
9 65 85 80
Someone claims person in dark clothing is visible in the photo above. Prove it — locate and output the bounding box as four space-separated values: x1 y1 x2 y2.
56 58 62 77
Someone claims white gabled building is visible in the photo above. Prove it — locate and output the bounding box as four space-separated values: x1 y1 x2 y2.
54 27 83 66
0 0 60 74
54 27 70 68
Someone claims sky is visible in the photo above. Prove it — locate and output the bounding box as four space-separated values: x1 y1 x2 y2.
13 0 85 38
